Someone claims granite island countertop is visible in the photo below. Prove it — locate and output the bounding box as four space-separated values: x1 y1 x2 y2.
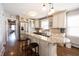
26 33 68 44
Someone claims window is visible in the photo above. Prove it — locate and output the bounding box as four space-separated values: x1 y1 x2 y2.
11 25 15 30
67 14 79 37
27 19 35 33
41 19 49 29
30 20 35 32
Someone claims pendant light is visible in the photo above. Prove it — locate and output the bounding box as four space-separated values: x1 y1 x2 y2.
48 3 55 15
42 3 46 11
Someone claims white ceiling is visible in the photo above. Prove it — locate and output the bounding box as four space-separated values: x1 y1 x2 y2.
2 3 79 18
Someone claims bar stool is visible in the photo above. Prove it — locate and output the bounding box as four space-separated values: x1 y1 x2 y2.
22 38 31 50
29 42 39 56
25 38 31 46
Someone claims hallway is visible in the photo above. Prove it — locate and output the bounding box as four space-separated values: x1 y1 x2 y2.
4 32 20 56
4 32 35 56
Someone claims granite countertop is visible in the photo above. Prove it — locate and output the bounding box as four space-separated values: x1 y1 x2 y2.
26 33 66 44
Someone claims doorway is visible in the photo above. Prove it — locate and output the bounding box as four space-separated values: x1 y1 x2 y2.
8 20 16 44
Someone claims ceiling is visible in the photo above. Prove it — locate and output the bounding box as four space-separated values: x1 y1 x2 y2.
2 3 79 19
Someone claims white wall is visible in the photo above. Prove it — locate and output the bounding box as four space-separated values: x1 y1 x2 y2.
0 4 16 55
0 4 6 55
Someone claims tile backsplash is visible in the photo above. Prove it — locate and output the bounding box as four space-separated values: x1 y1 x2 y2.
51 28 65 33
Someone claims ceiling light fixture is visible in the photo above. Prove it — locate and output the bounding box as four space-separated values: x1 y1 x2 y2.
42 3 47 11
48 3 55 15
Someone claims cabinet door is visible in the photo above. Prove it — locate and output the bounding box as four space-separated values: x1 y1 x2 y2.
53 11 66 28
39 40 49 56
58 12 66 28
48 43 57 56
30 36 36 42
35 38 40 44
53 14 58 28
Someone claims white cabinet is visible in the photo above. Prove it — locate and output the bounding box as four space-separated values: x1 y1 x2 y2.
53 11 66 28
58 12 66 28
48 43 57 56
39 40 49 56
53 14 58 28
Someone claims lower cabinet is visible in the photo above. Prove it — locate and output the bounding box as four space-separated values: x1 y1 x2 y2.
39 40 49 56
48 43 57 56
29 35 57 56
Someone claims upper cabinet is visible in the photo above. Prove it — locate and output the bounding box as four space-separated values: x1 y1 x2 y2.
53 11 66 28
53 13 58 28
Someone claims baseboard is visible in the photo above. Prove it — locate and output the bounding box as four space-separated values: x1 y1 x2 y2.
0 47 5 56
71 43 79 48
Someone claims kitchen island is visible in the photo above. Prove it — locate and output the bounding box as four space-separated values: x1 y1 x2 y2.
26 33 65 56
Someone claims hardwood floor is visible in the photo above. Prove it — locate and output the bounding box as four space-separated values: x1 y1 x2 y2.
4 32 20 56
57 46 79 56
4 32 79 56
4 32 35 56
